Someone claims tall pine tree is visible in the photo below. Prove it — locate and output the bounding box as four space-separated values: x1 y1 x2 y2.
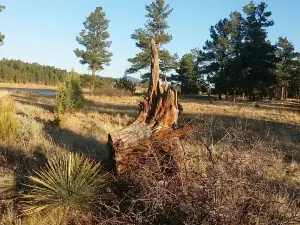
242 1 277 100
204 18 231 100
175 54 199 94
276 37 298 99
227 11 244 101
74 7 112 93
291 57 300 98
126 0 177 81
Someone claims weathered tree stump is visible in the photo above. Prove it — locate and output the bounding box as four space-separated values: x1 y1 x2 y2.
108 39 180 174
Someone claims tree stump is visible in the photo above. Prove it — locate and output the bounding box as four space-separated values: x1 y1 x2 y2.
108 39 180 174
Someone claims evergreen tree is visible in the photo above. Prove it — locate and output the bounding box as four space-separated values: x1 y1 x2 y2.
192 48 209 93
126 0 177 81
242 1 277 100
227 11 244 101
204 18 231 99
0 5 5 46
74 7 112 93
176 54 199 94
275 37 298 99
55 70 85 114
290 57 300 98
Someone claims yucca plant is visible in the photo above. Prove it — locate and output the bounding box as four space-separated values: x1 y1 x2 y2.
22 153 108 222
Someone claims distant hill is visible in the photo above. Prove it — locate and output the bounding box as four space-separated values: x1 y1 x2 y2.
123 76 141 83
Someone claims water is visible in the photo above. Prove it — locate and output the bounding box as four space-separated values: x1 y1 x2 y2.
0 87 56 96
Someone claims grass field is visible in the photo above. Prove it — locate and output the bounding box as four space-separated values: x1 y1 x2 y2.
1 90 300 224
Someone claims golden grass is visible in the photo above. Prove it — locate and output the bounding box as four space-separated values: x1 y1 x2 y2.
0 90 11 98
86 94 300 125
0 83 57 90
1 93 300 224
181 100 300 125
0 83 91 93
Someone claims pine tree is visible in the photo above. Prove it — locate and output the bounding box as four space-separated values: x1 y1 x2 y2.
204 18 231 100
176 54 199 94
74 7 112 94
192 48 209 93
276 37 298 99
227 11 244 101
126 0 177 81
242 1 277 100
291 57 300 98
0 5 5 46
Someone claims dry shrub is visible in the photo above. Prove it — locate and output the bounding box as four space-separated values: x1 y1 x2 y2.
17 115 44 144
0 167 15 194
0 204 22 225
97 121 300 225
0 98 18 141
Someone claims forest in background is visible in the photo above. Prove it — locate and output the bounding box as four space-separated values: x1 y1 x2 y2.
1 2 300 101
0 59 115 88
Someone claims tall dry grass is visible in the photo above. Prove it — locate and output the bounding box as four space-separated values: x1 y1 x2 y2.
0 93 300 224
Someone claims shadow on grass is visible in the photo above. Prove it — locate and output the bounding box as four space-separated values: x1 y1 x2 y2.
14 94 139 117
181 113 300 163
27 115 114 170
12 94 300 165
180 95 300 113
0 145 48 200
13 94 55 111
85 100 139 117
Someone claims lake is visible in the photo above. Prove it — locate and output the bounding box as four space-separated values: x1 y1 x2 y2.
0 87 56 96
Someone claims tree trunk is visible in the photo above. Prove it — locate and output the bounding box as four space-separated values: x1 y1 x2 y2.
233 89 236 102
208 87 211 97
90 67 96 96
281 86 285 100
107 39 180 174
249 87 255 102
218 93 222 101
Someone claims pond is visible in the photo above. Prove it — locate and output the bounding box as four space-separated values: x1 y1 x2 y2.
0 87 56 96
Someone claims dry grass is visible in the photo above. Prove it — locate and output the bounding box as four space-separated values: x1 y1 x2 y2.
0 93 300 224
0 83 57 90
181 100 300 125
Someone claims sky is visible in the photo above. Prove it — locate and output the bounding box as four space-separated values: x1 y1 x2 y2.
0 0 299 79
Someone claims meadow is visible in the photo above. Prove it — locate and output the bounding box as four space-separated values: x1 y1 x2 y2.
1 89 300 224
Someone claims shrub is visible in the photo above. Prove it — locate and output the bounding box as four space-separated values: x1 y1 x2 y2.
0 99 18 141
93 86 131 97
55 71 85 114
115 77 136 95
18 115 43 143
79 74 114 89
22 153 108 223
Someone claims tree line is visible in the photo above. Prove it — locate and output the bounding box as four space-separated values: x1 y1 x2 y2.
0 59 114 87
0 59 67 85
1 1 300 100
123 0 300 101
171 2 300 100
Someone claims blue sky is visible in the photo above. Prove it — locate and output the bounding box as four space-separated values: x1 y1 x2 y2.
0 0 299 78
